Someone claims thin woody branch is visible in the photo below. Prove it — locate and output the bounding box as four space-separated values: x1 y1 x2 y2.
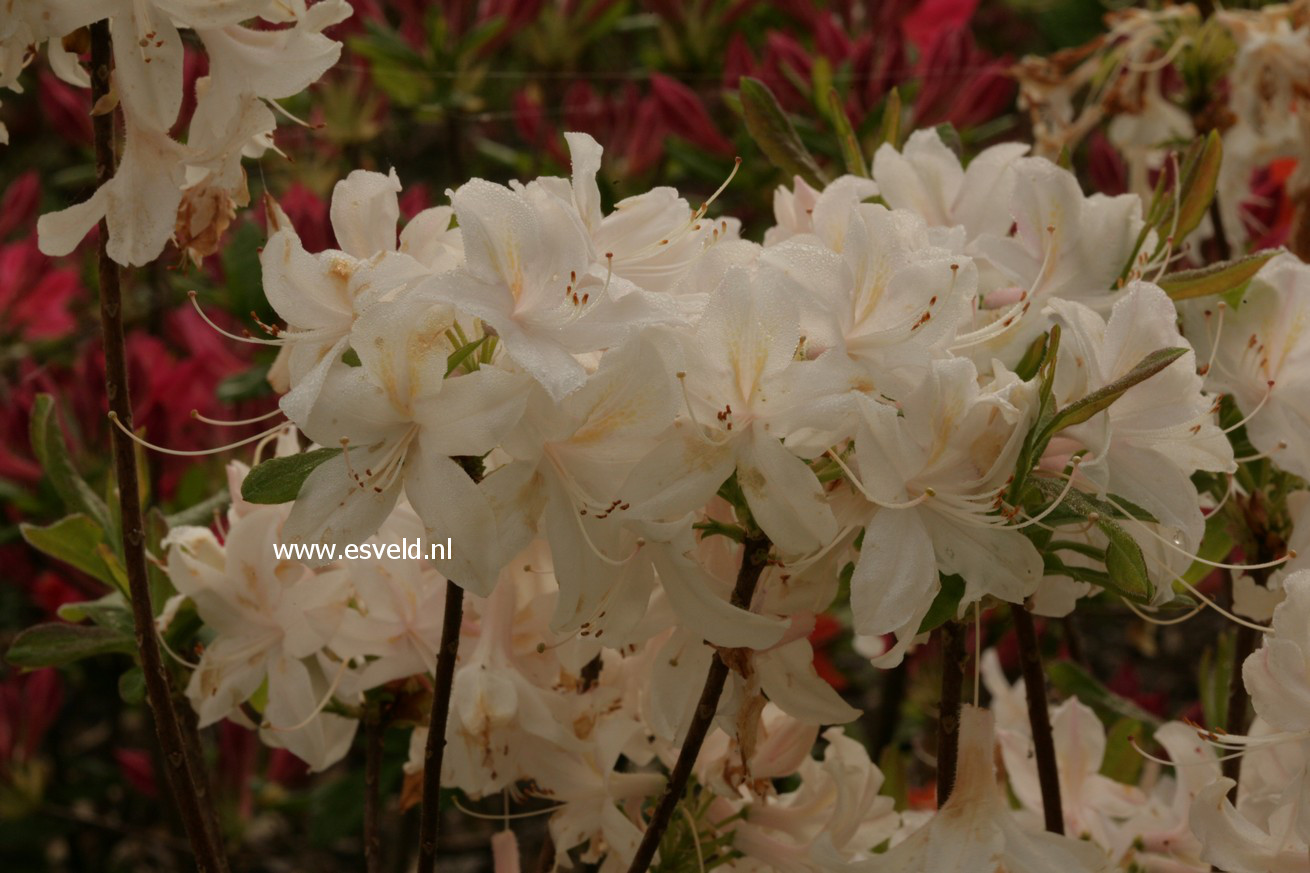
88 19 228 873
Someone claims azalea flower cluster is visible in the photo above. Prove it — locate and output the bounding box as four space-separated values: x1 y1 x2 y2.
8 0 351 267
1013 0 1310 254
144 116 1310 872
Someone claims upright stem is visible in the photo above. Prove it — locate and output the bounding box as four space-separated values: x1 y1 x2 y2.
1222 567 1262 800
1013 606 1064 834
935 620 967 805
416 579 466 873
416 457 483 873
364 706 384 873
868 660 907 761
625 531 772 873
88 20 228 873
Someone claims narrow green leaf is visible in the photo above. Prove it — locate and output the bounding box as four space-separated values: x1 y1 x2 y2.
119 666 146 704
739 77 827 188
445 335 489 376
1013 332 1049 382
1008 325 1061 502
917 574 966 634
1030 481 1155 603
1158 250 1279 302
29 394 112 532
164 490 232 529
826 88 868 178
1182 510 1234 586
1105 532 1153 604
1199 632 1234 728
1047 661 1162 730
57 593 134 636
1043 347 1187 436
934 122 962 159
874 87 901 152
6 623 136 668
241 447 342 505
1100 717 1145 785
21 515 120 589
1172 130 1222 243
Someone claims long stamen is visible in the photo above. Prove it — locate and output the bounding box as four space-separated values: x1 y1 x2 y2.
1094 489 1294 573
188 291 284 346
188 290 334 347
694 156 742 222
191 407 286 427
157 631 202 669
108 412 286 457
1199 302 1226 374
1128 735 1243 768
1008 460 1084 530
261 655 352 732
1234 441 1288 463
1122 596 1205 626
824 449 931 509
676 373 733 447
1222 381 1275 434
451 796 566 821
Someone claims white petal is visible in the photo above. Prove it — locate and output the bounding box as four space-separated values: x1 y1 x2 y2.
330 169 402 258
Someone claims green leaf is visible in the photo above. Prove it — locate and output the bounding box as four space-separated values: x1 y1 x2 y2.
29 394 112 532
826 88 868 178
1104 532 1153 604
1100 717 1144 785
57 592 134 636
1182 510 1234 586
1030 481 1155 603
6 623 136 668
241 447 342 505
1171 130 1222 244
1008 325 1061 502
1012 332 1049 382
874 87 901 152
119 666 146 704
917 574 966 634
445 335 489 376
164 490 232 529
217 362 274 402
21 515 122 590
1199 632 1234 728
739 77 827 188
1042 347 1188 438
934 122 962 159
1047 661 1162 731
1158 250 1279 302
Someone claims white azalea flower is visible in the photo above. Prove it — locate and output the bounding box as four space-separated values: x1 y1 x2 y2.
848 357 1040 665
823 705 1112 873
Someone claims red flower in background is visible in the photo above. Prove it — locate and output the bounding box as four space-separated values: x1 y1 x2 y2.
0 239 82 343
0 172 40 240
809 612 850 692
911 26 1014 129
0 668 63 772
650 74 736 155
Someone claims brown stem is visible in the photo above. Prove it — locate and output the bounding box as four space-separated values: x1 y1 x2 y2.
535 830 556 873
1013 606 1065 834
1222 623 1259 797
1061 614 1089 670
1208 198 1231 263
868 659 907 761
89 20 228 873
935 620 967 805
416 579 465 873
416 457 483 873
625 531 772 873
365 706 384 873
